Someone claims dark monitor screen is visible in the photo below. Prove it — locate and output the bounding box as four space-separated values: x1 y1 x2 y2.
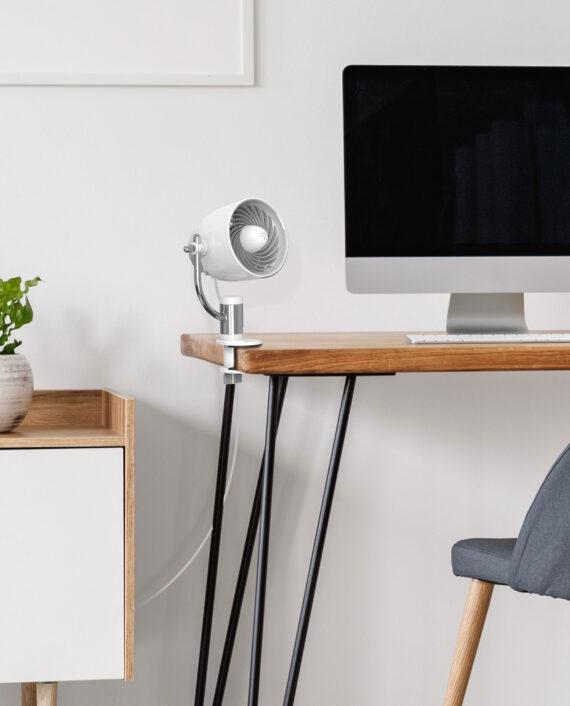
343 65 570 257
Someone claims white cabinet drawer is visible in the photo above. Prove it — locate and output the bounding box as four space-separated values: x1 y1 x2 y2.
0 447 124 683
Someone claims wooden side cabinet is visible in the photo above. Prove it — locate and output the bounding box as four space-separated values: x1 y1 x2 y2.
0 390 135 706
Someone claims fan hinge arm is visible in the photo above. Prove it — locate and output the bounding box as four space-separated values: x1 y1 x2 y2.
185 234 225 322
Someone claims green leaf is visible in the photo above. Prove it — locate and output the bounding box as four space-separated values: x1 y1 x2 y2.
10 298 33 329
5 278 23 303
1 339 22 354
22 277 41 294
0 276 41 354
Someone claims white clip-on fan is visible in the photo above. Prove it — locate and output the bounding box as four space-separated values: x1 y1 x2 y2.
184 198 287 381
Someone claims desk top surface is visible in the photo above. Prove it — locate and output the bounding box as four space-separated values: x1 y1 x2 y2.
181 331 570 375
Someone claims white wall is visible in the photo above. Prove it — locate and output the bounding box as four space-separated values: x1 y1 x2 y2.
3 1 570 704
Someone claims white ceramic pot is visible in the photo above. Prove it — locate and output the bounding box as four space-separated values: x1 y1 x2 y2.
0 354 33 433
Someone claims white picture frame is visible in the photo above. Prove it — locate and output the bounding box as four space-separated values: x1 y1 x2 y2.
0 0 253 86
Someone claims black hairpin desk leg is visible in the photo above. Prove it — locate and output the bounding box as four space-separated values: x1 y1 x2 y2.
194 374 355 706
283 374 356 706
213 377 289 706
194 383 236 706
247 375 283 706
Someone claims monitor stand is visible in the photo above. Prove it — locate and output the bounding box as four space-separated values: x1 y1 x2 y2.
446 293 528 334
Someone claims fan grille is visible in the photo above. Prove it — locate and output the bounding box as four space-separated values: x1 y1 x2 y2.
230 201 286 276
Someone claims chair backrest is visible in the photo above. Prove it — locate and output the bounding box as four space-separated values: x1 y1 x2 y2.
510 442 570 600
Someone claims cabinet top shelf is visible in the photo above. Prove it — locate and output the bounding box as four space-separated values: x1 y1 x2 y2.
0 390 134 449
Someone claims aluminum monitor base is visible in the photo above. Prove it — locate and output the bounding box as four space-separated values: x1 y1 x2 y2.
446 293 528 334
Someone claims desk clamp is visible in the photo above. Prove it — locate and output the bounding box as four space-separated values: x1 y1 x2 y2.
185 234 262 384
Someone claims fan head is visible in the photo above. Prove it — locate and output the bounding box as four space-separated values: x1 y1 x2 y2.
196 198 287 281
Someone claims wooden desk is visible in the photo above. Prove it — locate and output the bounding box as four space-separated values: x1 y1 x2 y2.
181 331 570 706
181 331 570 374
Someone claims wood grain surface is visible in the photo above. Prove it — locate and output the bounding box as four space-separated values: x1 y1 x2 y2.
0 390 129 449
21 682 57 706
443 580 494 706
181 332 570 374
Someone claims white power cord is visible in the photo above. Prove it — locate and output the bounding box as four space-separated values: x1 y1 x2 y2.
138 277 239 608
138 395 239 607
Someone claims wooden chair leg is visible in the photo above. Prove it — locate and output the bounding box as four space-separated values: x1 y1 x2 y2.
443 579 494 706
21 683 58 706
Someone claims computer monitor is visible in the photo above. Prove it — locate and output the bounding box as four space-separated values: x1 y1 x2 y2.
343 65 570 332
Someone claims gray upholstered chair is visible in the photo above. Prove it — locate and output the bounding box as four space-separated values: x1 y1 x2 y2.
443 443 570 706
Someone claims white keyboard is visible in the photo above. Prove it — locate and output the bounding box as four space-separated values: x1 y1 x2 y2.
407 333 570 344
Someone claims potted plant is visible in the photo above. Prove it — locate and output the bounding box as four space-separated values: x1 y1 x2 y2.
0 277 41 432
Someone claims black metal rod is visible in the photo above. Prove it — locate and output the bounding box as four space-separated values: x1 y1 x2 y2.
247 376 281 706
212 377 289 706
283 375 357 706
194 383 236 706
